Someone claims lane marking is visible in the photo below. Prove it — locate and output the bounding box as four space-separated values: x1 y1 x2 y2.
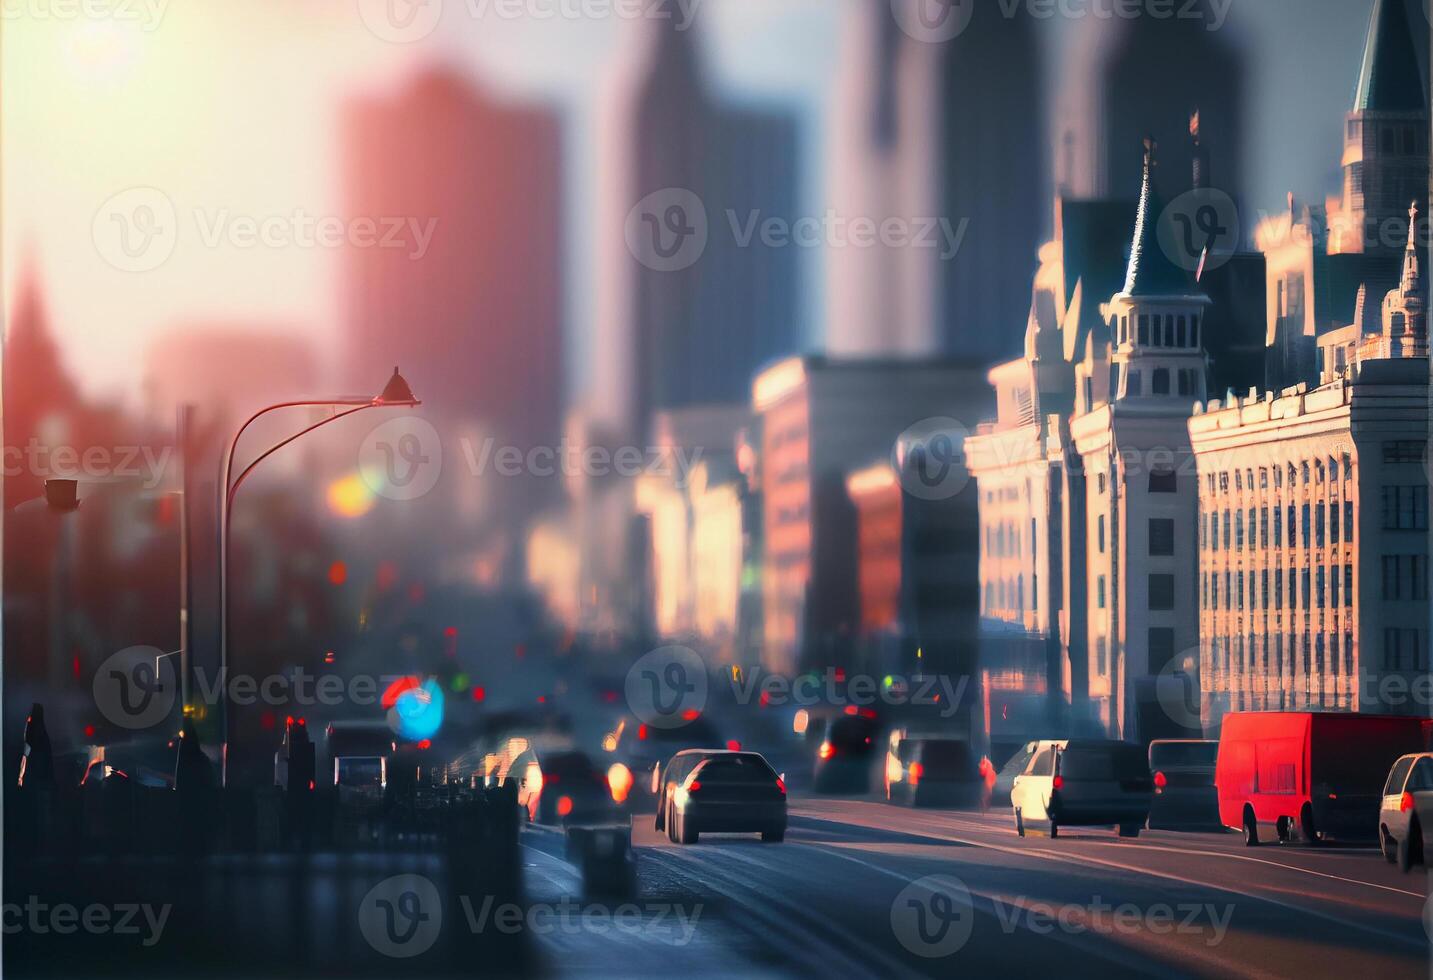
789 806 1428 953
784 840 1221 980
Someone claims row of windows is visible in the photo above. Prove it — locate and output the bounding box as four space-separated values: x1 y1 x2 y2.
1201 502 1355 552
1124 367 1202 398
1201 564 1355 612
1381 555 1430 601
1118 312 1203 349
1381 486 1429 531
1209 631 1354 679
1207 455 1352 495
1384 629 1429 672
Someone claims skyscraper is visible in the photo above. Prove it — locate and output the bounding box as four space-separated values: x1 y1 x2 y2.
342 68 565 539
627 10 802 437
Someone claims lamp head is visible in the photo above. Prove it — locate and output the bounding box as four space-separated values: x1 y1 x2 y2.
375 367 420 407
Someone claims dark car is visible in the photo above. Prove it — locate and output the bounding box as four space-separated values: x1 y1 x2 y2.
884 733 981 807
1011 739 1152 838
666 751 787 844
521 749 614 826
1147 739 1220 831
811 714 881 793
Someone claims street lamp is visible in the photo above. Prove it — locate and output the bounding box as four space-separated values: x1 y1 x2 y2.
217 367 420 784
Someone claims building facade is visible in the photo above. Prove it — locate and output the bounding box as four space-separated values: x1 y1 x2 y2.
1190 207 1429 731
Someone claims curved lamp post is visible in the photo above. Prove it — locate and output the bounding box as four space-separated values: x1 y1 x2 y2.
217 367 419 784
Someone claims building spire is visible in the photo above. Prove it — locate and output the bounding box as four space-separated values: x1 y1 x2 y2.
1353 0 1425 112
1400 199 1424 299
1122 137 1196 297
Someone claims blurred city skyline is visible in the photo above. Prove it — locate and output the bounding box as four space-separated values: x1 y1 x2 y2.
2 0 1392 408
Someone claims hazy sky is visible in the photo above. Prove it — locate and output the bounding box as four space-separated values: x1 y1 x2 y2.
0 0 1392 405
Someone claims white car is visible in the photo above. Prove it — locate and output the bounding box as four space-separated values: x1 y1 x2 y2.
1379 752 1433 871
1010 739 1152 839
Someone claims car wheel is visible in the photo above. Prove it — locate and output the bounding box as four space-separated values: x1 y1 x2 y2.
1382 828 1398 863
1014 808 1025 838
1399 820 1421 873
1299 805 1321 846
1048 821 1059 839
666 802 678 843
1243 807 1259 847
677 812 699 845
1275 816 1293 843
654 794 665 832
1118 823 1140 838
761 828 785 843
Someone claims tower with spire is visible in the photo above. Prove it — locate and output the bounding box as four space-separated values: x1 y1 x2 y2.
1382 201 1428 358
1329 0 1429 255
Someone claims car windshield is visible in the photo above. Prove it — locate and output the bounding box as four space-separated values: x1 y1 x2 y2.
1149 742 1218 768
1060 744 1147 781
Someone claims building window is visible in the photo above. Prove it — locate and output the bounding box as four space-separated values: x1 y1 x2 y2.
1316 565 1326 608
1301 569 1311 609
1329 502 1339 545
1275 568 1284 610
1098 472 1107 494
1175 315 1187 347
1344 564 1354 607
1149 518 1175 556
1138 314 1150 345
1190 315 1200 348
1381 487 1429 530
1344 501 1354 542
1149 470 1177 493
1097 637 1108 676
1236 571 1245 611
1235 511 1245 551
1273 507 1282 547
1149 628 1176 674
1222 510 1231 550
1149 574 1176 611
1097 575 1106 609
1261 569 1270 609
1127 370 1142 396
1315 504 1325 548
1383 441 1425 464
1152 369 1170 395
1260 507 1269 548
1301 504 1311 544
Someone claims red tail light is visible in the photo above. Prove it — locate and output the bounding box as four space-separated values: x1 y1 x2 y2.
1153 771 1167 788
727 740 742 751
638 724 649 741
908 762 924 787
1052 775 1064 790
688 780 702 793
1402 791 1415 812
775 777 786 795
818 741 834 760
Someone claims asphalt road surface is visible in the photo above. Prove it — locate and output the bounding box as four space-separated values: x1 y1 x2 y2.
523 796 1432 979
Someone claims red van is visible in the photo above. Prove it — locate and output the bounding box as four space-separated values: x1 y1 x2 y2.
1215 712 1427 846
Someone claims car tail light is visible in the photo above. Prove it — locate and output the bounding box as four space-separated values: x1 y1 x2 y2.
727 740 742 751
638 724 649 741
776 777 787 796
818 741 834 760
688 780 702 793
1402 791 1415 813
1153 771 1167 789
557 796 573 817
1052 775 1064 790
908 762 924 787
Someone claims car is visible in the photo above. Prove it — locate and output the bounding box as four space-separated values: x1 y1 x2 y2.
811 713 881 793
1216 711 1427 846
1010 739 1152 839
665 750 787 844
1379 753 1433 871
1146 739 1220 831
884 732 981 807
517 749 615 826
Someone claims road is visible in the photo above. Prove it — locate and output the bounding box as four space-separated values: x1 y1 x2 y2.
6 796 1427 977
523 796 1432 979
